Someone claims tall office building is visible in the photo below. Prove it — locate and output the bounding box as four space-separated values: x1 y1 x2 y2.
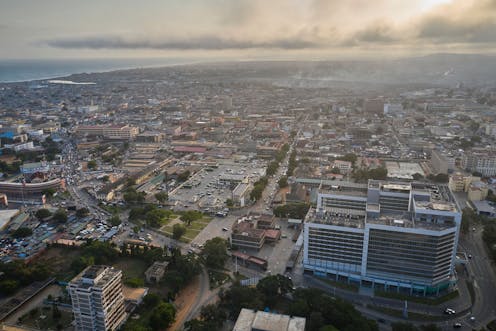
68 265 127 331
303 180 461 295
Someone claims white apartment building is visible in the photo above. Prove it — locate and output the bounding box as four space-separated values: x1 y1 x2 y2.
462 150 496 177
68 265 127 331
304 180 461 295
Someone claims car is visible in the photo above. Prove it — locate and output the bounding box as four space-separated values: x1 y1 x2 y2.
445 308 456 315
453 323 462 328
468 254 472 259
470 316 476 322
222 227 229 231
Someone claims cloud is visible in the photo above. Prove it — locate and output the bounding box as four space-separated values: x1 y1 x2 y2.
350 24 398 43
32 0 496 56
415 0 496 44
418 18 496 43
45 35 321 50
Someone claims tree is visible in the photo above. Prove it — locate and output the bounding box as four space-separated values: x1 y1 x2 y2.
180 210 203 226
202 237 228 269
330 167 341 174
420 324 442 331
273 203 310 219
101 175 110 183
123 188 146 204
52 208 68 223
319 326 339 331
149 302 176 329
177 170 191 182
108 215 121 227
87 160 97 170
155 192 169 203
225 198 234 207
35 208 52 220
76 207 90 218
12 227 33 238
391 322 418 331
199 303 226 328
125 277 145 288
278 176 288 188
266 161 279 176
0 279 20 295
256 275 293 306
172 223 187 240
143 293 162 308
220 283 264 318
338 153 357 165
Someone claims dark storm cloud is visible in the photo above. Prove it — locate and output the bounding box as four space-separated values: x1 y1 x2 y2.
45 35 320 50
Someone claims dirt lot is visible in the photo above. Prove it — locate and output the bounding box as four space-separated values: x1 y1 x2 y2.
166 275 201 331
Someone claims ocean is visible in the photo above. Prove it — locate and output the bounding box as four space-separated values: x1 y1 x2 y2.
0 58 197 83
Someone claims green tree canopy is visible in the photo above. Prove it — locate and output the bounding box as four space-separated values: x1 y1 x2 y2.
149 302 176 330
172 223 187 240
155 192 169 203
12 227 33 238
52 208 68 223
202 237 228 269
35 208 52 220
76 207 90 218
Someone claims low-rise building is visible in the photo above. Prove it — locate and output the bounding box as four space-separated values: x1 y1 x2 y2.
233 308 306 331
144 261 169 284
231 220 266 250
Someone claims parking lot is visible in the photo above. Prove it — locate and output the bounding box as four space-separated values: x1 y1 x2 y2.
170 161 265 212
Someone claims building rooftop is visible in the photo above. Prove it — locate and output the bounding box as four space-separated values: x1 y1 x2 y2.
233 309 306 331
71 265 121 289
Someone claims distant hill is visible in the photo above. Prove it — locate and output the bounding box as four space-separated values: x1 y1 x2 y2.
63 53 496 88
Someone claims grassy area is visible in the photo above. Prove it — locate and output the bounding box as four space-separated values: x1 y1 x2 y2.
487 319 496 331
19 305 73 330
38 247 82 281
374 289 459 305
317 277 359 292
207 269 231 289
367 305 445 322
161 217 212 243
113 257 148 282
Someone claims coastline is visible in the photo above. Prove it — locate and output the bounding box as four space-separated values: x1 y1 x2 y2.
0 58 203 84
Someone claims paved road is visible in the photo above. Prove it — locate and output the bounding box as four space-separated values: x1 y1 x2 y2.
459 225 496 329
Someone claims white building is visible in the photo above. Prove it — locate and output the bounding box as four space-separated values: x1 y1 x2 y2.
233 308 306 331
68 265 127 331
303 180 461 295
462 150 496 177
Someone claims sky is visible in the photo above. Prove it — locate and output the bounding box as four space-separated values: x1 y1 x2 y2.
1 0 496 60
